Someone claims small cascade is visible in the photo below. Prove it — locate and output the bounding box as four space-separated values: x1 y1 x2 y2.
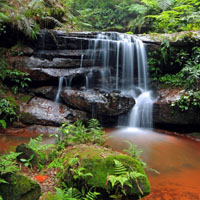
55 77 64 103
85 75 89 89
80 54 84 68
84 32 154 128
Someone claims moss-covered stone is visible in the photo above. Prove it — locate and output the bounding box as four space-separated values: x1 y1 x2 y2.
0 173 41 200
63 144 150 200
16 143 39 167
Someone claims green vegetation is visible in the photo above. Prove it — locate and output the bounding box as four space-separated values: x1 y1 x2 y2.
55 119 106 149
148 39 200 112
0 48 31 128
0 119 150 199
0 152 21 184
45 120 150 199
0 0 200 37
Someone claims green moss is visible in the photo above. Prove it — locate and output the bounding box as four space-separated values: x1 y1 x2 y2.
20 95 33 103
63 145 150 199
0 173 41 200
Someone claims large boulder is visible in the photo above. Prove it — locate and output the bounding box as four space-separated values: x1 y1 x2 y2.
60 89 135 116
62 144 150 200
153 88 200 128
20 97 88 126
0 173 41 200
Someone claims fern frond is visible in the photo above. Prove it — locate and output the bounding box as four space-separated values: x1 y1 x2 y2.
113 159 127 176
123 141 143 159
156 0 173 10
83 189 100 200
42 16 63 27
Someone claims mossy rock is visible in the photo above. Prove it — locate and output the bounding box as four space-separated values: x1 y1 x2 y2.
0 173 41 200
16 143 39 167
63 144 150 200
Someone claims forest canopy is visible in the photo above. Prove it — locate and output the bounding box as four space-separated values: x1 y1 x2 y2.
0 0 200 37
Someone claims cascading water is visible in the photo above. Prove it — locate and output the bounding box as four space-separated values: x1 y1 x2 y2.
55 77 64 103
85 32 154 128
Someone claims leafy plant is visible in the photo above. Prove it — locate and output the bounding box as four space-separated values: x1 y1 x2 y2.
44 187 99 200
107 159 145 199
171 90 200 111
56 119 106 148
0 98 18 128
27 134 55 168
20 154 34 169
0 152 21 184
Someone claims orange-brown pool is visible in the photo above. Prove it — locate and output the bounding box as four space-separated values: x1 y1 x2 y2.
105 128 200 200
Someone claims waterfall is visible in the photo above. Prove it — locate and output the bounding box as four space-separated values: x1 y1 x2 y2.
55 77 64 103
85 32 154 128
80 54 84 68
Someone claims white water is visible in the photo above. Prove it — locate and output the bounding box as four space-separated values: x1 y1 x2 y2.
80 54 84 68
86 32 154 128
54 77 64 102
54 32 154 127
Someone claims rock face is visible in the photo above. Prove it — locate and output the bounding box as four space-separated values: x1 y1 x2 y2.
0 173 41 200
6 30 200 133
20 97 88 126
63 144 150 199
61 89 135 116
153 89 200 128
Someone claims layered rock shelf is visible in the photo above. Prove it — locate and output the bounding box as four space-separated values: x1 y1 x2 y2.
5 30 200 134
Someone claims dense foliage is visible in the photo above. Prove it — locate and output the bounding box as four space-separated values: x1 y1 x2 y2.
0 47 31 128
148 38 200 111
0 0 200 36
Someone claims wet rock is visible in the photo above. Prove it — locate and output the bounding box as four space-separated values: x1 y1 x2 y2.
16 144 38 167
0 173 41 200
35 30 97 50
33 86 57 100
20 56 93 69
21 47 34 56
60 89 135 116
153 89 200 127
138 31 200 46
20 97 88 126
11 56 102 83
35 49 103 60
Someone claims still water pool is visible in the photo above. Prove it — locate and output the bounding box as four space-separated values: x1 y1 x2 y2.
105 128 200 200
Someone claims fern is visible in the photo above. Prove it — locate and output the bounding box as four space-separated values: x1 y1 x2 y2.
113 159 127 176
156 0 173 11
83 189 100 200
123 141 143 159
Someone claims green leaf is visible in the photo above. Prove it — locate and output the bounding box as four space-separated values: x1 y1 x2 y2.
108 175 118 188
0 178 8 184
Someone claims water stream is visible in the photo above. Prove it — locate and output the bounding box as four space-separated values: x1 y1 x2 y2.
54 77 64 103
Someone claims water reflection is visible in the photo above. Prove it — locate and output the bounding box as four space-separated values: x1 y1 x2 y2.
0 134 55 155
105 128 200 200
